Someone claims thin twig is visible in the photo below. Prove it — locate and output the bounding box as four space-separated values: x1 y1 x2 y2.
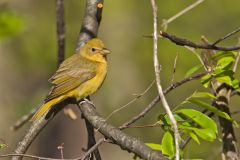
1 154 67 160
12 115 50 160
158 31 240 51
171 53 179 84
79 138 105 160
150 1 180 159
233 51 240 72
10 107 38 131
162 0 204 30
120 72 207 129
83 114 102 160
212 27 240 46
105 80 155 121
56 0 65 65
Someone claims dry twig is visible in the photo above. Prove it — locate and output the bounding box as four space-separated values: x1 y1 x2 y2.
150 0 180 159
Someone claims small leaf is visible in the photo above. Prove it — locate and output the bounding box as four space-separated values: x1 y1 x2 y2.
185 64 203 77
216 57 235 70
146 143 162 151
179 125 216 141
212 51 237 60
188 132 200 144
191 92 216 99
215 76 233 86
201 74 212 88
176 109 217 134
188 99 233 121
232 79 239 89
162 131 175 158
0 143 8 149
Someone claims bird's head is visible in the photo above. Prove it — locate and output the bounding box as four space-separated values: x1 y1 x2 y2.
80 38 110 63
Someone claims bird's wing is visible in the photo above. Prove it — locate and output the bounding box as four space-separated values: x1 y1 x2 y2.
45 55 96 102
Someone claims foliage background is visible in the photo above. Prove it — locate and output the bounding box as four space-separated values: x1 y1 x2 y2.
0 0 239 159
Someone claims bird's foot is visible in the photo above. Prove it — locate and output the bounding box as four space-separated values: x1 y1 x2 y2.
79 98 95 108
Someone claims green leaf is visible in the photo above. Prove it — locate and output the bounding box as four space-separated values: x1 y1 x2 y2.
191 92 216 99
216 57 235 70
179 125 216 141
201 74 212 88
215 76 233 86
176 109 217 134
188 99 233 121
212 51 237 60
146 143 162 151
232 79 239 89
188 132 200 144
162 131 175 158
0 143 7 149
185 64 202 77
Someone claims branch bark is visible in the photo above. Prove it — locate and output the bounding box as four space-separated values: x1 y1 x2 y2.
158 31 240 51
150 0 180 159
78 102 166 160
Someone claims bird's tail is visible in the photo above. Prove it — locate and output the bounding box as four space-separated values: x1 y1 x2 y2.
31 96 65 121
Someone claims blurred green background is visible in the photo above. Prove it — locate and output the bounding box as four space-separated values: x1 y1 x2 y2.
0 0 240 159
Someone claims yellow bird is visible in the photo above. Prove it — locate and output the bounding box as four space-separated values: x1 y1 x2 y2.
31 38 110 121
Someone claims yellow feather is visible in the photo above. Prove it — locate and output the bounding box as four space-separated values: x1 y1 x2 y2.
31 38 110 121
31 96 65 121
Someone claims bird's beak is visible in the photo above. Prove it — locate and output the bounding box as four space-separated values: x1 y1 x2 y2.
102 48 111 55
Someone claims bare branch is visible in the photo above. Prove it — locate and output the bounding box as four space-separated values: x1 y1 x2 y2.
105 80 155 121
162 0 205 30
79 138 105 160
78 102 166 160
120 72 207 129
56 0 65 65
10 107 38 131
12 115 50 160
150 1 180 159
171 53 179 83
83 115 102 160
159 31 240 51
212 27 240 46
76 0 104 50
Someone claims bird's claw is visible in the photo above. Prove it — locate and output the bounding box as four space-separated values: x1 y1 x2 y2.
79 98 95 108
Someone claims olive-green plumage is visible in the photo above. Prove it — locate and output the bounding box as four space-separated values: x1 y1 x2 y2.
31 38 110 121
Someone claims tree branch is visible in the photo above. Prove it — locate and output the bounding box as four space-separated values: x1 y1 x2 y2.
120 72 207 129
56 0 65 66
158 31 240 51
78 102 166 160
12 115 50 160
150 1 180 159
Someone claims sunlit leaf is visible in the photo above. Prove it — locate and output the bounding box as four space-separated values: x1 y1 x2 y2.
188 99 233 121
191 92 216 99
162 131 175 158
0 143 7 149
215 76 233 86
212 51 237 60
176 109 217 134
146 143 162 151
180 125 216 141
216 57 235 70
188 132 200 144
201 74 212 88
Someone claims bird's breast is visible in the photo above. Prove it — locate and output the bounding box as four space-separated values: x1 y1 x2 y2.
75 63 107 100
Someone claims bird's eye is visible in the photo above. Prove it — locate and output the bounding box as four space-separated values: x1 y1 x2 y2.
91 48 96 52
